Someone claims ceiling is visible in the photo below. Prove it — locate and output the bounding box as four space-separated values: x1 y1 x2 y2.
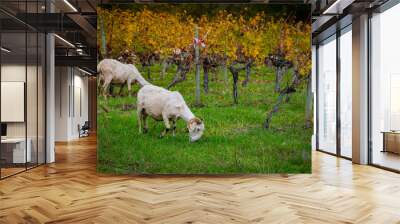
1 32 46 64
0 1 98 73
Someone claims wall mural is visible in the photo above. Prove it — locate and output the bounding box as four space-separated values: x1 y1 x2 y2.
97 3 312 174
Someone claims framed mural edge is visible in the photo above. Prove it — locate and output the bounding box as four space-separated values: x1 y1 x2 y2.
96 2 312 175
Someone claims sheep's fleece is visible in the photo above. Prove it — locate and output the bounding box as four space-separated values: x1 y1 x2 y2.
137 85 205 142
97 59 149 95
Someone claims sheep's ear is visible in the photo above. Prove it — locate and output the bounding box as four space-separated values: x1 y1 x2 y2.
187 123 192 131
198 118 204 125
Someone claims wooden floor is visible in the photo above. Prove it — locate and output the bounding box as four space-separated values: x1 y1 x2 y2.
1 136 400 224
1 167 26 178
372 150 400 171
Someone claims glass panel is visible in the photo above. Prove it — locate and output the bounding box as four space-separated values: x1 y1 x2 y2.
0 1 46 178
371 4 400 171
1 31 27 177
38 32 45 165
27 31 38 169
318 35 337 154
339 26 352 158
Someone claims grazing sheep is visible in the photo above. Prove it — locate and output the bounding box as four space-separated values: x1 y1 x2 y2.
97 59 150 98
137 85 205 142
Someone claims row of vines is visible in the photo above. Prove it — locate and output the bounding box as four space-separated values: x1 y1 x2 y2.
97 6 312 128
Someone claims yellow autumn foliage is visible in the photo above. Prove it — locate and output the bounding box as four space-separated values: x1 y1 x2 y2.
97 7 311 77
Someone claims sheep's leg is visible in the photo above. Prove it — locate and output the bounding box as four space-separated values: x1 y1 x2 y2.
118 83 126 96
109 84 115 97
97 75 103 96
127 80 132 97
142 114 148 133
160 114 171 138
102 82 107 98
171 118 177 136
102 81 110 100
137 108 143 134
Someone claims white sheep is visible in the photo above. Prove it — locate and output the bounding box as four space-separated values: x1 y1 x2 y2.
97 59 150 98
137 85 205 142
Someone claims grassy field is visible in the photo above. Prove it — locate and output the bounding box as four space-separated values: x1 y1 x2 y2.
97 64 312 174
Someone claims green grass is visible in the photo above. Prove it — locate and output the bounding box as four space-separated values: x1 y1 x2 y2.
97 64 312 174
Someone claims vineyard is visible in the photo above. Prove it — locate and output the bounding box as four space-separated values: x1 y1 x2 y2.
97 4 312 174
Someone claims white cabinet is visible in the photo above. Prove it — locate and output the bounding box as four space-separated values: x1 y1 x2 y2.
1 138 32 163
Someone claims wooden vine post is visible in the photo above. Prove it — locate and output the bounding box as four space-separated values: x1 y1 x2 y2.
194 25 201 106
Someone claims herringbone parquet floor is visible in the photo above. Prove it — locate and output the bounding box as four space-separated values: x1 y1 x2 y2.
0 135 400 224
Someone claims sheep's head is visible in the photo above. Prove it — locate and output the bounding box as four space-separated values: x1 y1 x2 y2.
188 118 204 142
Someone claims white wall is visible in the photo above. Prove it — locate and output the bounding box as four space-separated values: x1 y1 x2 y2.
55 67 89 141
55 66 70 141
